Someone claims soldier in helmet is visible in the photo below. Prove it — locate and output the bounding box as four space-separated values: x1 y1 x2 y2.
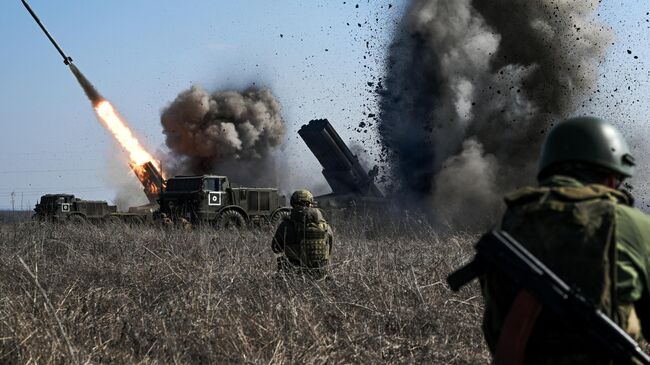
272 189 333 278
480 116 650 364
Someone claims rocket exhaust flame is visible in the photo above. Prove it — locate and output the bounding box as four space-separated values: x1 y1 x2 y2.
94 101 157 167
69 62 163 197
22 0 162 202
129 161 165 204
70 63 162 199
92 98 163 203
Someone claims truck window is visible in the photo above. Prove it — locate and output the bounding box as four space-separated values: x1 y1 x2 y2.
166 178 202 191
204 178 223 191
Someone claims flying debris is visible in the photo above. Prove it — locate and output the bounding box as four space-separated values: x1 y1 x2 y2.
21 0 73 65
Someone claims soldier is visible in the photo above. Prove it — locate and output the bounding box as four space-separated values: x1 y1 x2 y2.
481 116 650 364
272 190 333 278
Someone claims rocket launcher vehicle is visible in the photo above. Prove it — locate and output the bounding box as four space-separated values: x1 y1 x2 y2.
299 119 384 208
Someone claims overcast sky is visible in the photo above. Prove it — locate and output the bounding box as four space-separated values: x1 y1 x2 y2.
0 1 648 210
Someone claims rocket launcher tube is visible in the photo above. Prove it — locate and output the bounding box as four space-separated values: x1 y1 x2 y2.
130 161 165 204
298 119 383 198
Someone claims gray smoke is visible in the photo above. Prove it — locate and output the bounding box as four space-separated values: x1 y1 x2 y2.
379 0 612 227
103 146 149 211
69 64 103 105
160 85 286 186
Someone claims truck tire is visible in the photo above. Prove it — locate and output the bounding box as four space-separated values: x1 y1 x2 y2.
105 215 122 225
271 209 290 227
217 210 245 230
68 214 86 225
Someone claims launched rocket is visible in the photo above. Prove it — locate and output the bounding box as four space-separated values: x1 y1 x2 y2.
20 0 102 103
21 0 73 65
20 0 164 198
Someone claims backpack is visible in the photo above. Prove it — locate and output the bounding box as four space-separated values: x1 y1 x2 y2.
291 219 330 269
482 184 629 364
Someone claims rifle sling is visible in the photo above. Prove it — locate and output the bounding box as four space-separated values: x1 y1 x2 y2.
495 289 543 365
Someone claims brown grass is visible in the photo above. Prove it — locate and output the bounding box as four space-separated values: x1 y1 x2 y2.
0 217 489 364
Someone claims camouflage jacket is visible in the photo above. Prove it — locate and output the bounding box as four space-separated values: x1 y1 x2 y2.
539 176 650 337
482 175 650 363
271 207 333 258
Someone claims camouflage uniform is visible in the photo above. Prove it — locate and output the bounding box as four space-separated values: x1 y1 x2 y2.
272 190 333 278
480 117 650 364
482 175 650 364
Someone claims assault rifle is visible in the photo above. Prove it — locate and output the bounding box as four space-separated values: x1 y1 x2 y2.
447 230 650 365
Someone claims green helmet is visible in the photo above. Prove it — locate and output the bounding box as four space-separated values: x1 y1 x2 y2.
290 190 314 206
539 116 635 178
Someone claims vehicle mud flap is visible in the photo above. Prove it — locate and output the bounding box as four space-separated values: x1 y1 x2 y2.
495 290 543 365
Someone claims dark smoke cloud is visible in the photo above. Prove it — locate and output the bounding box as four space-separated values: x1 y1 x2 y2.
379 0 612 227
160 85 286 186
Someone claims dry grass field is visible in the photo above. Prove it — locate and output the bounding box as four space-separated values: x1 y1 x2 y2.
0 216 489 364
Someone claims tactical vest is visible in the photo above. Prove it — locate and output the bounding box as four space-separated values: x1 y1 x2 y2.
284 209 330 270
482 184 637 364
292 220 330 269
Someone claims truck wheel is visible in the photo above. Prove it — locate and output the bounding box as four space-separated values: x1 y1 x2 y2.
217 210 245 230
68 214 86 225
106 215 122 225
271 210 290 226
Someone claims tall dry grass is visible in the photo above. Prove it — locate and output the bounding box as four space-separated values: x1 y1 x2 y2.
0 216 488 364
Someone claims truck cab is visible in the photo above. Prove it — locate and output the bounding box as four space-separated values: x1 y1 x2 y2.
158 175 289 228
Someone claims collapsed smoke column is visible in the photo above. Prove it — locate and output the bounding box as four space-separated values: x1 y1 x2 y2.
379 0 612 226
161 85 286 186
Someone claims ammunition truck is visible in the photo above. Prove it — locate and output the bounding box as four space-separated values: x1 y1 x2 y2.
34 194 117 222
158 175 290 228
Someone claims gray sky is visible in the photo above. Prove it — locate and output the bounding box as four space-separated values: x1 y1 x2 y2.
0 0 648 210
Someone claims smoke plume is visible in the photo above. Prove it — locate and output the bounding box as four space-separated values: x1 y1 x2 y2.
103 146 149 211
160 85 286 186
69 64 103 105
379 0 612 227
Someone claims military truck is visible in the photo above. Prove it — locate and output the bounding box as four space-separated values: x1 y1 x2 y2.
157 175 290 228
34 194 117 222
34 193 151 223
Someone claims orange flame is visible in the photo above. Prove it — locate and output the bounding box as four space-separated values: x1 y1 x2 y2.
94 100 161 169
93 100 164 202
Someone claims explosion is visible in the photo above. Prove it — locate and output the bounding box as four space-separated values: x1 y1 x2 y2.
379 0 612 227
160 85 286 187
